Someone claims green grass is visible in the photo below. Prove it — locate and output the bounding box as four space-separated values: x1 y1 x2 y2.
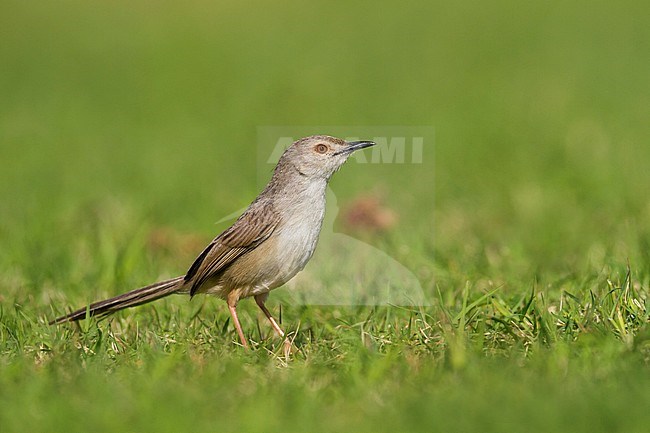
2 0 650 432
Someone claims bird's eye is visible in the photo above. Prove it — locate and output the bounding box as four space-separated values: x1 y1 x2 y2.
315 144 329 154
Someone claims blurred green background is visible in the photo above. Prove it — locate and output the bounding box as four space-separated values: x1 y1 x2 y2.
1 1 650 432
2 0 649 275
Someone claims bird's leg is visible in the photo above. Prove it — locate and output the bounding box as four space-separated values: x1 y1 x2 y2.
254 294 293 357
254 294 285 337
227 295 248 348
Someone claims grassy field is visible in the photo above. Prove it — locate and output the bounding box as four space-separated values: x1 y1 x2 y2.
2 1 650 432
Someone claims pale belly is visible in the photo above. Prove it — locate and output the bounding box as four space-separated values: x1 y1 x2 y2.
263 221 322 289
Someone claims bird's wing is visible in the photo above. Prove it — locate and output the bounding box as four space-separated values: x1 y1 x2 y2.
184 201 280 296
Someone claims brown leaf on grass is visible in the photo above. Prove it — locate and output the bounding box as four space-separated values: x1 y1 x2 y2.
146 227 208 256
341 195 398 232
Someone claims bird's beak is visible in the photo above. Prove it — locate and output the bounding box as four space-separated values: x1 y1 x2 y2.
335 140 376 155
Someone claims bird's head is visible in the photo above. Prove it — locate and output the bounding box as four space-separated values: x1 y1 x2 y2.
277 135 375 181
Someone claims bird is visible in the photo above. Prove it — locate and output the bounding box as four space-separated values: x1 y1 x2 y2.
50 135 376 350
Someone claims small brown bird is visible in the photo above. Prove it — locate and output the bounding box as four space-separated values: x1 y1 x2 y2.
51 135 375 349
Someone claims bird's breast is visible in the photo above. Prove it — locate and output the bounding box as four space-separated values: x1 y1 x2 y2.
276 214 323 271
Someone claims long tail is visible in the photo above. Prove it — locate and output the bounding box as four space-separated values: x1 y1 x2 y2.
50 276 185 324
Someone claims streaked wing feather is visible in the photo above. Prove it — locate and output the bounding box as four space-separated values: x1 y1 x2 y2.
185 202 279 295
